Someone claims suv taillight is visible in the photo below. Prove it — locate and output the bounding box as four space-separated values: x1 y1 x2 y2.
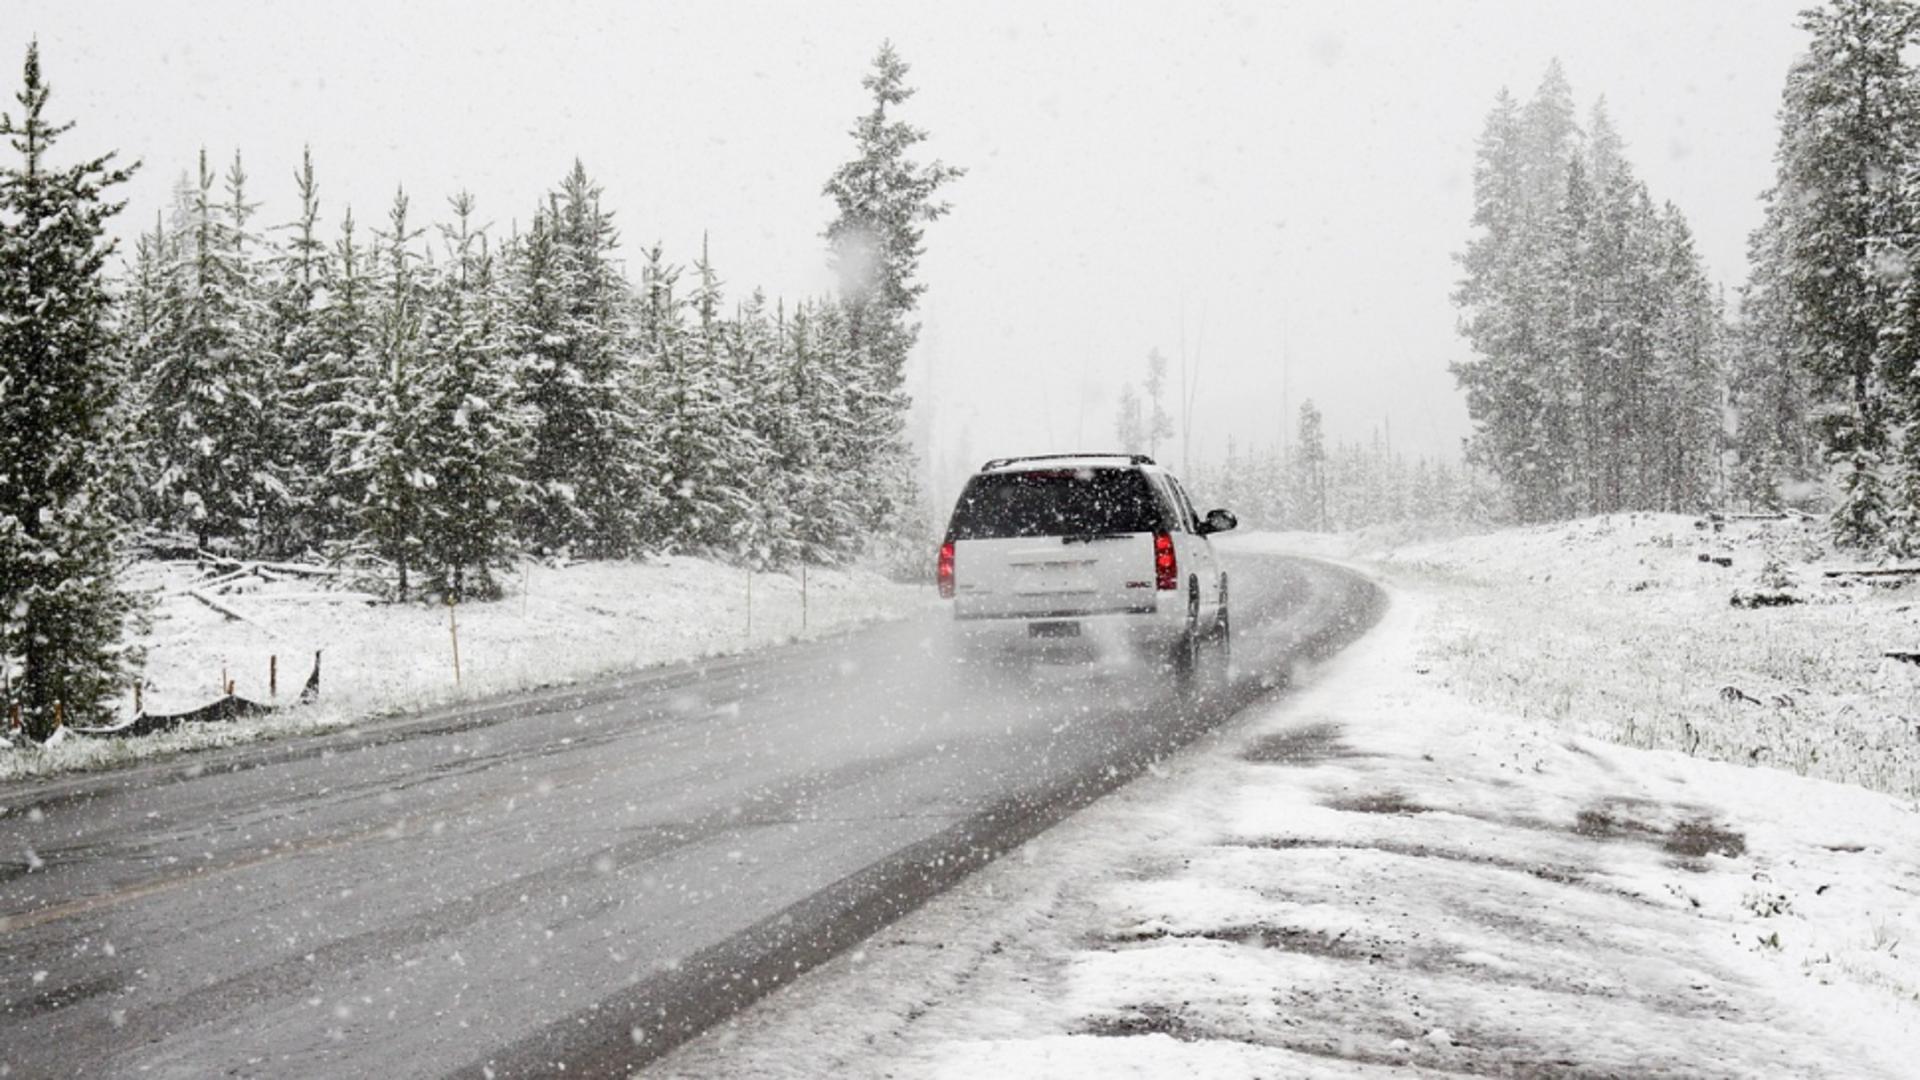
1154 532 1177 590
937 541 956 598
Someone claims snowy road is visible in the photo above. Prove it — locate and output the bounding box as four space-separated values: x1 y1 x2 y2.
0 553 1380 1078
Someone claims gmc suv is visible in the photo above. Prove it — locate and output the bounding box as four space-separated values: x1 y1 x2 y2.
937 453 1236 685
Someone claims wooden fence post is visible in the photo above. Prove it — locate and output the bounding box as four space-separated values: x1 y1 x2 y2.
448 597 462 686
270 655 278 699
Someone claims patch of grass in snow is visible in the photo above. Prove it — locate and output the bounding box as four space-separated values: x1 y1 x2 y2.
1382 513 1920 799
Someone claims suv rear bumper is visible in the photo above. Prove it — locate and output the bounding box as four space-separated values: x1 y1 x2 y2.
949 604 1187 662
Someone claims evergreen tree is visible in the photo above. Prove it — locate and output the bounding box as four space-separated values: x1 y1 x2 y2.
1649 206 1726 511
412 192 525 599
1143 347 1174 458
512 162 650 557
637 242 738 550
143 149 275 552
338 189 429 597
775 299 861 562
1733 212 1819 510
0 42 142 736
1114 382 1145 454
266 148 335 554
119 213 169 526
1456 62 1727 524
822 41 962 534
312 206 374 547
1453 84 1567 521
1761 0 1920 547
723 288 789 567
1295 400 1328 531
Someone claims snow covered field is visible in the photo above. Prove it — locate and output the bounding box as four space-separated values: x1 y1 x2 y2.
1380 513 1920 801
0 556 928 781
657 522 1920 1077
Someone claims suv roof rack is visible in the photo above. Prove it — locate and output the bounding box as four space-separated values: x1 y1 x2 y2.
979 452 1155 471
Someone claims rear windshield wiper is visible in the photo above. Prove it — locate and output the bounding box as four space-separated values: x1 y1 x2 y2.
1061 532 1132 544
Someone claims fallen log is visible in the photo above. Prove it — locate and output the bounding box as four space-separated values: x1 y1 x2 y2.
241 591 382 605
165 568 253 597
184 590 282 641
1823 566 1920 579
196 555 343 579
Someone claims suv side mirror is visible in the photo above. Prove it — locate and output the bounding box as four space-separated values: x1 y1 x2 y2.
1200 508 1237 536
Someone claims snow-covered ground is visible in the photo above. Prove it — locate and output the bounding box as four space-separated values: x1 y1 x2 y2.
657 522 1920 1078
1377 513 1920 802
0 556 928 781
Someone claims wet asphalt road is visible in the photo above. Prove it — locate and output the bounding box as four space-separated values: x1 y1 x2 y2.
0 553 1381 1078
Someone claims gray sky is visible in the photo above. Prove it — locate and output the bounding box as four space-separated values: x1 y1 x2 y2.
15 0 1807 500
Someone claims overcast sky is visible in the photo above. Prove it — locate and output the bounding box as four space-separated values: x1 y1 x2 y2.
14 0 1808 500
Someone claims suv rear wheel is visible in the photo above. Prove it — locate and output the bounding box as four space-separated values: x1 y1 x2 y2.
1205 577 1232 699
1169 583 1202 690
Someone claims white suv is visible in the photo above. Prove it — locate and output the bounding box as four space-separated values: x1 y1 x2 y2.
937 453 1236 682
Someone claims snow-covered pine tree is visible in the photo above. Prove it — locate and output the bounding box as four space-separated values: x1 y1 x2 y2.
1732 211 1818 511
1295 400 1329 532
1649 205 1726 512
310 206 375 548
1453 84 1568 522
265 148 336 555
411 192 526 600
208 151 301 557
641 237 760 552
0 42 143 736
1458 63 1726 523
1574 145 1621 512
775 299 861 563
144 149 275 553
338 189 430 598
1143 348 1174 459
1541 151 1592 517
119 213 170 528
723 288 789 568
637 242 731 550
1218 436 1245 521
1114 383 1145 454
822 41 962 539
512 162 650 558
1760 0 1920 548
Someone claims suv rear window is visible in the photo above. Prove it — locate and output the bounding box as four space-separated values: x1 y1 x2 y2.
946 468 1167 540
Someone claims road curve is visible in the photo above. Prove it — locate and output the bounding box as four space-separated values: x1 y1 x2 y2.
0 553 1382 1078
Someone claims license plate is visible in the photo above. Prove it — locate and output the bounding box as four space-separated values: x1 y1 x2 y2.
1029 621 1081 638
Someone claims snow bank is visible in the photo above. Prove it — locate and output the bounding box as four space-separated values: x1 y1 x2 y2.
0 556 929 782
